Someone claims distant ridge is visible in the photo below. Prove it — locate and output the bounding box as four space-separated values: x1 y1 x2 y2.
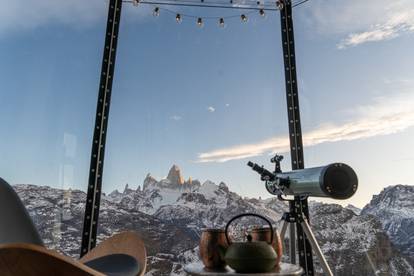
11 170 414 275
362 184 414 257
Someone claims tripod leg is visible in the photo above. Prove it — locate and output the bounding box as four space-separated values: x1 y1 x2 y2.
280 220 289 241
289 223 296 264
300 219 333 276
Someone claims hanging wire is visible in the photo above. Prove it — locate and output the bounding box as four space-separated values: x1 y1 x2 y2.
164 0 280 8
292 0 310 8
124 0 281 11
125 0 311 24
157 5 257 19
127 0 311 9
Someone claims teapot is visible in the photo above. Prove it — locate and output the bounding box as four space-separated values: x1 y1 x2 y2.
220 213 278 273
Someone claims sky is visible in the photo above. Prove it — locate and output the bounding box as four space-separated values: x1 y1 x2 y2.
0 0 413 208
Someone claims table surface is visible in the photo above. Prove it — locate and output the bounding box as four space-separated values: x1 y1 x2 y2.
184 262 303 276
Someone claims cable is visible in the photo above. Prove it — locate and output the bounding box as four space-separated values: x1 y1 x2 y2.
165 0 278 7
124 0 281 11
124 0 311 23
292 0 310 8
159 5 257 19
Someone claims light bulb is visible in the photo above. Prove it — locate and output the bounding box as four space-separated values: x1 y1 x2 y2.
276 0 284 10
218 18 225 28
197 18 204 28
259 9 265 17
176 14 182 23
153 7 160 17
241 14 248 22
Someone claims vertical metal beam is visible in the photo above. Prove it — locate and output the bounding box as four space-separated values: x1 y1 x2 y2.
80 0 123 257
280 1 314 274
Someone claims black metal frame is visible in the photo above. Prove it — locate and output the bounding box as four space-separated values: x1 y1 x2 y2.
81 1 315 274
80 0 123 257
280 0 314 274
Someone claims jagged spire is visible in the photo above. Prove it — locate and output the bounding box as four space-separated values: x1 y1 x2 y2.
167 164 184 185
123 183 129 193
143 173 157 191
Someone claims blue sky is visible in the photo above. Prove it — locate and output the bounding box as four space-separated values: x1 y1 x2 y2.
0 0 413 208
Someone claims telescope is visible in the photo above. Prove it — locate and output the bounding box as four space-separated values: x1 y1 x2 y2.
247 160 358 199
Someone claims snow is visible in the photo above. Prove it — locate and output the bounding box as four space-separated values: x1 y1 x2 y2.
196 180 218 199
10 178 414 275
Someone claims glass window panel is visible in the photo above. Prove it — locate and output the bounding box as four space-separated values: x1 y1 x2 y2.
1 0 413 275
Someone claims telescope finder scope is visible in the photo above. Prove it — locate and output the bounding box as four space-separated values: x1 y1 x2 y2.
247 161 275 181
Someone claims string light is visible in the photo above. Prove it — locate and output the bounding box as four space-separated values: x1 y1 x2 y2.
126 0 308 28
218 18 225 28
276 0 284 10
153 7 160 16
125 0 286 11
259 9 265 17
197 17 204 27
176 13 182 23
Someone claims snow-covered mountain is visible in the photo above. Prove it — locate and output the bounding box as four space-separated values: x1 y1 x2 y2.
345 204 361 215
12 165 414 275
362 185 414 258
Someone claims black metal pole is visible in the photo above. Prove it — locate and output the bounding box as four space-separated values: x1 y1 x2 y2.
80 0 123 257
280 1 314 274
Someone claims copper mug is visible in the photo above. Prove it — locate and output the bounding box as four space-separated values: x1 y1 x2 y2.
250 227 283 266
200 229 228 269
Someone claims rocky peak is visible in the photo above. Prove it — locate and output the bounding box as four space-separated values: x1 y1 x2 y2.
361 184 414 257
218 182 229 193
167 165 184 186
108 189 121 197
346 204 361 215
143 173 158 191
364 184 414 211
123 183 134 194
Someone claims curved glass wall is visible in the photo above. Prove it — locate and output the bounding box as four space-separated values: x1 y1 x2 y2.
1 0 413 275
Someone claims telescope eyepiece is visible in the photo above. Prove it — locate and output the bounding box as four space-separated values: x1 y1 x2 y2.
247 161 276 181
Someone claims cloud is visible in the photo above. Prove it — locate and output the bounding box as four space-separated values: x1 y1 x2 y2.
300 0 414 48
207 106 215 113
197 84 414 163
170 115 182 121
337 9 414 49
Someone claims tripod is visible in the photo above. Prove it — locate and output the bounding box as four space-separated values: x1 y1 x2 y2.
268 155 333 276
279 200 333 276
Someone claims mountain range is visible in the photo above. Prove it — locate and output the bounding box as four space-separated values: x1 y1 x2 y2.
13 165 414 275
